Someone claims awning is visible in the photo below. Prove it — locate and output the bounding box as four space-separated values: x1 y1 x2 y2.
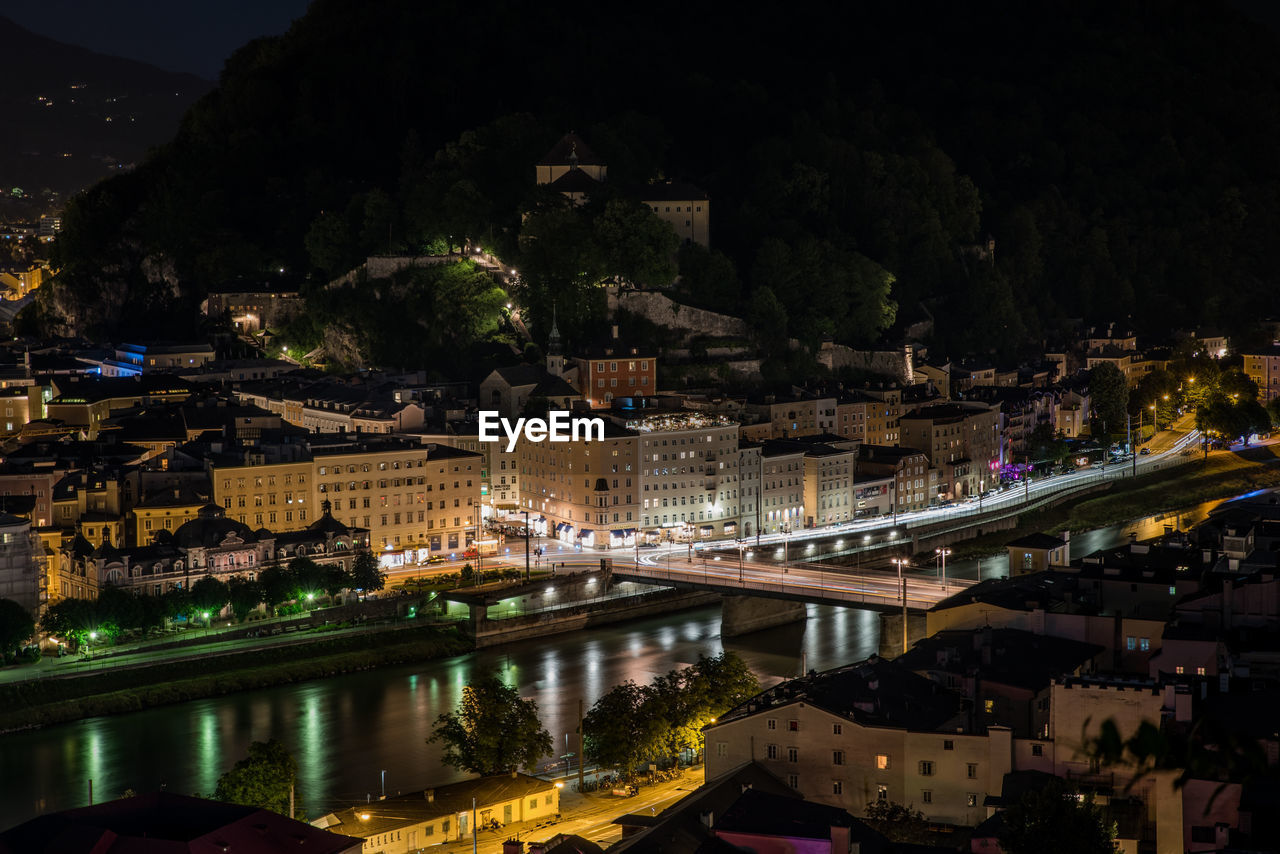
610 530 627 539
579 528 594 536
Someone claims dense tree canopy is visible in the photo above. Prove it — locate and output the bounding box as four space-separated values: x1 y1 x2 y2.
215 739 300 818
428 673 554 776
31 0 1280 366
582 652 758 775
0 599 35 657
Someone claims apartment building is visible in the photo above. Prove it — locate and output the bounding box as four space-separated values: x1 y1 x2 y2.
748 395 837 439
641 181 710 247
737 443 762 539
704 656 1013 826
212 438 481 554
517 421 640 547
899 402 1001 500
798 443 856 528
312 439 482 553
757 441 805 533
1242 345 1280 403
834 388 902 446
574 347 656 408
635 413 740 540
857 445 934 512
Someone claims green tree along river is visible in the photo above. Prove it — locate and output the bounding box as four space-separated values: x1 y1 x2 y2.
0 604 880 830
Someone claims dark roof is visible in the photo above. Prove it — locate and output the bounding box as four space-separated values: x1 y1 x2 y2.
547 168 603 194
716 655 964 732
930 572 1085 615
539 834 606 854
716 788 858 838
171 504 257 550
323 773 554 839
538 132 604 166
897 628 1104 692
0 791 363 854
1006 532 1067 550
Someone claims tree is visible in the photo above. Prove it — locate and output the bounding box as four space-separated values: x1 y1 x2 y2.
594 198 679 287
0 598 35 657
288 557 329 601
349 549 385 599
258 565 293 615
864 800 932 845
582 679 662 775
40 598 98 649
226 576 264 622
428 673 553 776
1001 780 1117 854
215 739 300 818
1089 363 1129 439
190 575 230 622
583 652 758 774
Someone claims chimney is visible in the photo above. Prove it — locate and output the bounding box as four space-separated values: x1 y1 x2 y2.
503 841 524 854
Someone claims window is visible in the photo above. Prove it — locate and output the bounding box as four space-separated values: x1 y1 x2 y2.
922 790 932 804
967 794 979 808
875 754 890 770
943 740 954 751
1176 665 1185 674
832 780 843 795
766 744 778 759
787 747 799 763
1126 636 1136 650
788 720 799 732
767 719 777 730
832 751 845 766
877 785 888 802
967 763 978 778
1139 637 1150 651
918 761 934 776
530 799 537 810
984 699 994 714
832 723 842 735
788 775 799 790
716 743 727 757
1196 666 1206 676
1031 744 1044 757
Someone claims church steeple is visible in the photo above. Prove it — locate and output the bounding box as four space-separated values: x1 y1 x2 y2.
546 305 564 377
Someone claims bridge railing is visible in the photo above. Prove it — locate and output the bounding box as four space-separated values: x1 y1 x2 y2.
615 563 955 610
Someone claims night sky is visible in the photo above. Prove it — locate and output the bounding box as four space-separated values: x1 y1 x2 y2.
3 0 312 80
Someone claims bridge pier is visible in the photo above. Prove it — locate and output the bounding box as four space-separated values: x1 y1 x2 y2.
878 611 929 658
720 595 807 637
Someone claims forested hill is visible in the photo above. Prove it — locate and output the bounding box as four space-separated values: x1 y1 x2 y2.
0 15 210 197
36 0 1280 363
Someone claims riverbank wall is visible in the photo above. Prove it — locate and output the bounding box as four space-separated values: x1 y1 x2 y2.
470 588 721 648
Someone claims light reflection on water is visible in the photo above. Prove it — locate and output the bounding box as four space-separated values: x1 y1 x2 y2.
0 603 877 830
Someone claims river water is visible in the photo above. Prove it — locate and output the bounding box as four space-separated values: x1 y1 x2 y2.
0 494 1246 831
0 604 879 831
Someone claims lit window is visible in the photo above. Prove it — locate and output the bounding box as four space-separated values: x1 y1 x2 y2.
876 754 890 770
1139 637 1150 651
1196 666 1206 676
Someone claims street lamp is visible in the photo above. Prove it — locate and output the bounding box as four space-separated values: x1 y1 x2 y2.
520 509 531 581
890 557 909 654
782 523 792 574
935 548 951 590
736 538 745 584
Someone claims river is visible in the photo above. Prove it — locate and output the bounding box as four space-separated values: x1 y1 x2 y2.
0 603 879 831
0 493 1248 831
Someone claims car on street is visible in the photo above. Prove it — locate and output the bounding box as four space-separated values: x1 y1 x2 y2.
1140 448 1151 455
426 555 447 564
